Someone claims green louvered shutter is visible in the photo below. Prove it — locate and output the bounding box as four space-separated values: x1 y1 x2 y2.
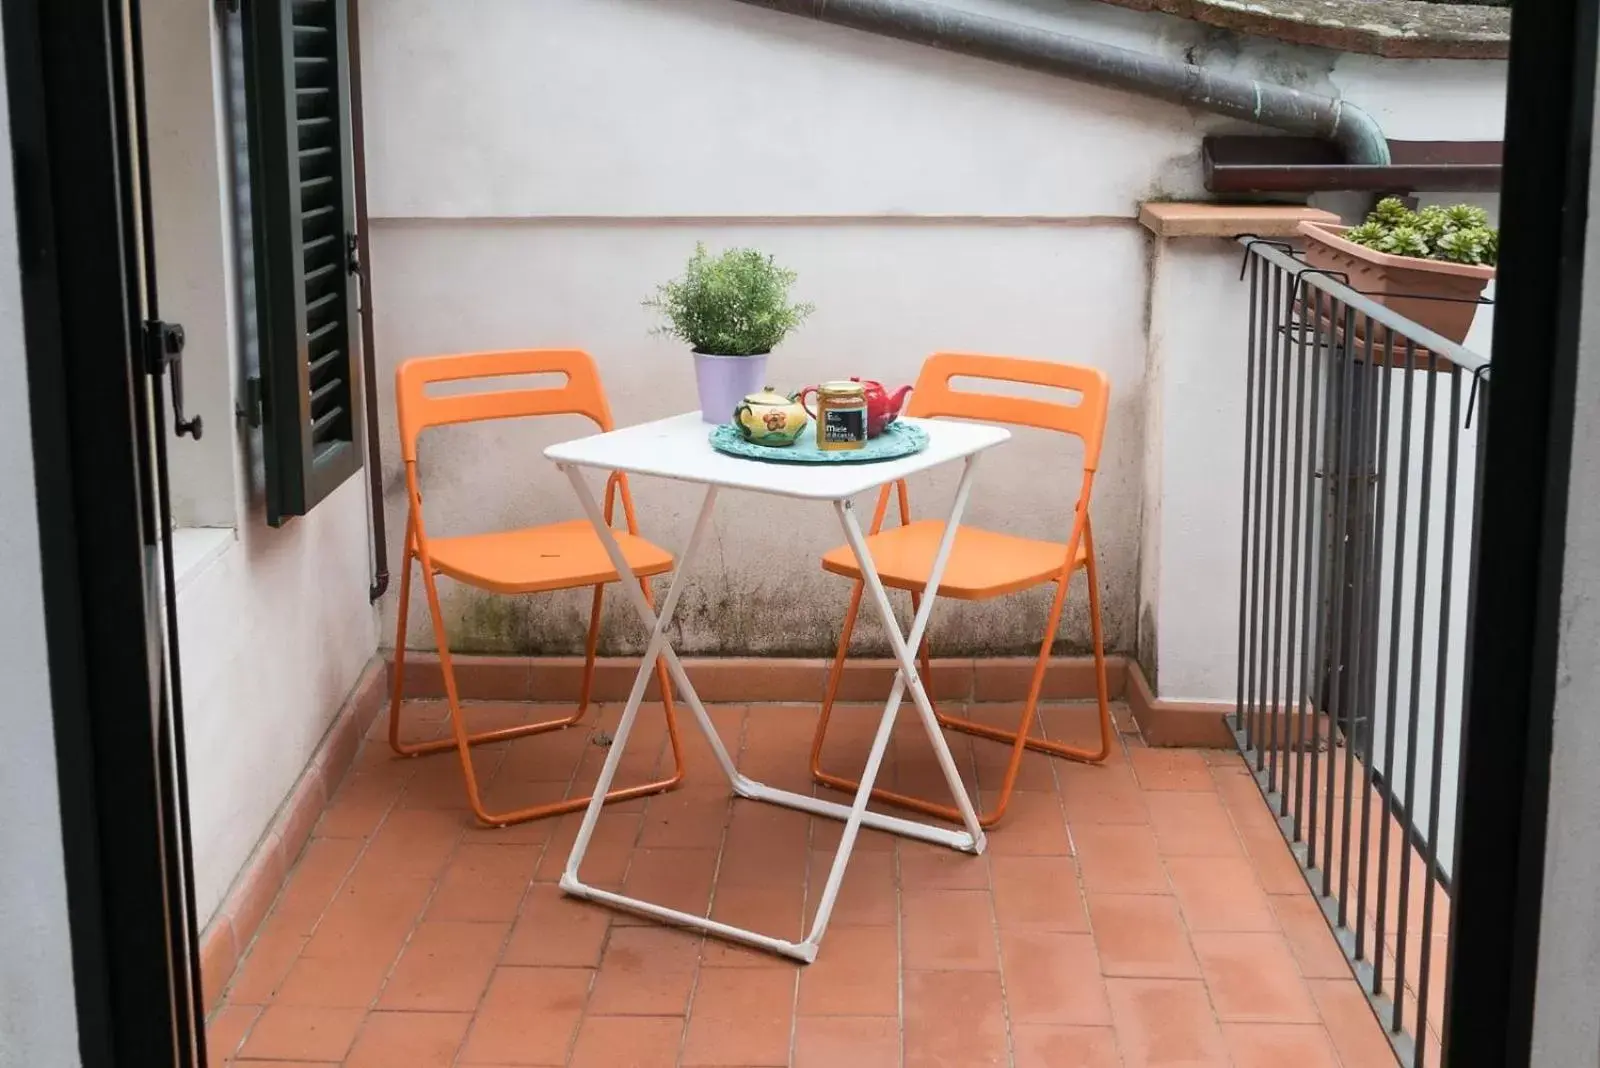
243 0 363 525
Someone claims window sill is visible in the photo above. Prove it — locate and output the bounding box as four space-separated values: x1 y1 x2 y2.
169 526 235 594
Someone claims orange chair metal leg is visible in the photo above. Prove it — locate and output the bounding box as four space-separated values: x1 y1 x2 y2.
387 517 683 826
577 584 605 714
810 536 1115 829
414 557 682 827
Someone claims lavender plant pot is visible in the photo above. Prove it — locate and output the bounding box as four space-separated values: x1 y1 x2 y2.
693 351 769 424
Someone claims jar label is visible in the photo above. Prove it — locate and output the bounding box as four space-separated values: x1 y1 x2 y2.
822 405 866 444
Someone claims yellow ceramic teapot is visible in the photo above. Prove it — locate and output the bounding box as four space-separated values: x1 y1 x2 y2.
734 387 809 447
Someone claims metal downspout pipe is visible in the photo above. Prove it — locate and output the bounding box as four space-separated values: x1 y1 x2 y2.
731 0 1391 166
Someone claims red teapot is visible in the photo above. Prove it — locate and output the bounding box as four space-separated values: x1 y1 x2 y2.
853 377 913 438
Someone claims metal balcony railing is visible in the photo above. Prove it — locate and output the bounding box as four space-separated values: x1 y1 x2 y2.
1232 236 1491 1068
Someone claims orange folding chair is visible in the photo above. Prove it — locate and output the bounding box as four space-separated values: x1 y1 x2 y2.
810 353 1114 829
387 349 683 827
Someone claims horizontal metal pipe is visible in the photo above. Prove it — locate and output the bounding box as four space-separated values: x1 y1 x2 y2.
733 0 1391 166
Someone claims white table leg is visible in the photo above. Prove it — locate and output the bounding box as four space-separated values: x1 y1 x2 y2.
555 459 987 963
557 473 732 872
804 454 987 945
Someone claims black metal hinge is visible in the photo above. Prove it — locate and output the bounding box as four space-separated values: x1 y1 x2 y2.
347 231 361 276
143 319 203 439
239 375 264 429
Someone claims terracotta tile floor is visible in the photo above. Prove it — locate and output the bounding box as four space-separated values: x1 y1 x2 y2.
207 699 1402 1066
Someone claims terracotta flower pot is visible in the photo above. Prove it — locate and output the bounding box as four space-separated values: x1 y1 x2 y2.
1297 221 1494 348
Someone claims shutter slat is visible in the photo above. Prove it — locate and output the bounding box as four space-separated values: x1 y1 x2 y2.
310 377 342 406
305 291 339 315
308 347 343 377
310 405 345 439
306 316 341 342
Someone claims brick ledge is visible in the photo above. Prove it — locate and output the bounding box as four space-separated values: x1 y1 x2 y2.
389 650 1238 747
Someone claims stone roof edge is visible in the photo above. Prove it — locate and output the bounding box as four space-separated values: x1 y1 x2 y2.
1092 0 1510 60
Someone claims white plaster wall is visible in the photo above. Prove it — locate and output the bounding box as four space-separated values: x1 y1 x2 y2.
362 0 1507 660
364 0 1211 220
0 22 82 1063
145 0 381 925
1530 67 1600 1068
1143 238 1250 699
143 0 237 528
371 220 1146 656
178 478 377 924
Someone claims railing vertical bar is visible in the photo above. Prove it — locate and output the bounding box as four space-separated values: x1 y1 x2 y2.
1414 361 1462 1067
1280 286 1311 822
1357 328 1396 992
1235 254 1260 736
1395 337 1439 1037
1374 331 1413 998
1293 287 1326 844
1267 268 1293 802
1337 311 1376 935
1320 298 1357 895
1305 287 1334 867
1246 263 1274 758
1256 263 1286 767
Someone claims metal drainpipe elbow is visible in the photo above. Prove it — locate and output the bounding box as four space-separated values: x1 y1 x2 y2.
1332 99 1392 168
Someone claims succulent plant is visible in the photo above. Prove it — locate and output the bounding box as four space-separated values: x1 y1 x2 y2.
1345 220 1388 246
1342 197 1499 267
1434 227 1498 265
1375 225 1432 259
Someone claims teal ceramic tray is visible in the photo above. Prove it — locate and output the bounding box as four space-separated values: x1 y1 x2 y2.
709 420 929 464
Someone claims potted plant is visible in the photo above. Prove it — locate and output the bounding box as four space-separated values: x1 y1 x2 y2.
1298 197 1497 345
646 243 815 423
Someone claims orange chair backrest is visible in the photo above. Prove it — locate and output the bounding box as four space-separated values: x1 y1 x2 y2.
395 349 614 463
906 352 1111 472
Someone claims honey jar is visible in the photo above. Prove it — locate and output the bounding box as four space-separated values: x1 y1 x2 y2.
799 381 868 451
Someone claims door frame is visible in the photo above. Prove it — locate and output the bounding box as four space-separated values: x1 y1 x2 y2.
3 0 204 1063
1444 0 1597 1064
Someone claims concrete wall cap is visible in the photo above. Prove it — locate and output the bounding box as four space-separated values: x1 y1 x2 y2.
1138 201 1341 238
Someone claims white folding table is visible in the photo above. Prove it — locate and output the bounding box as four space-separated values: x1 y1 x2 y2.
545 412 1010 962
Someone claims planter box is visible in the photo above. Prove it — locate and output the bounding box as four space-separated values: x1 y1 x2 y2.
1298 221 1493 353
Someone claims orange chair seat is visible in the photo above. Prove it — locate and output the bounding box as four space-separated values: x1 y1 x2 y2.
821 520 1087 601
429 519 674 595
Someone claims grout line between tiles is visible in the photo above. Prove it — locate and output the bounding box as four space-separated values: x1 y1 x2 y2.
676 705 748 1067
893 838 907 1068
788 752 817 1068
446 697 622 1067
565 699 664 1067
985 806 1016 1066
219 729 410 1050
